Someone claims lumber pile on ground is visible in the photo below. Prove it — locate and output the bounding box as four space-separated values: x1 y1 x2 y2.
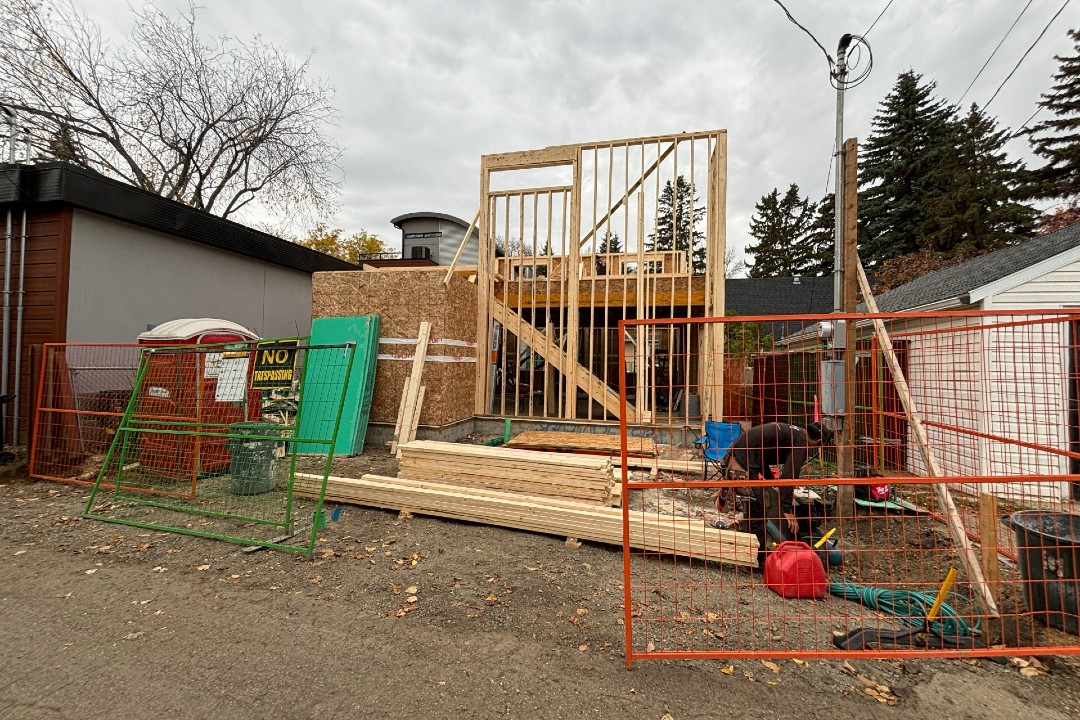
505 430 657 458
294 473 759 566
397 440 613 504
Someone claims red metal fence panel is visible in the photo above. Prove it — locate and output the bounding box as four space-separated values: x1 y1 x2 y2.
30 343 142 483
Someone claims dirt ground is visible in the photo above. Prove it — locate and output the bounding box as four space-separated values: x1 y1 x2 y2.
3 449 1080 720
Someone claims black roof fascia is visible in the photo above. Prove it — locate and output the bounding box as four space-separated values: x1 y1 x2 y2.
0 162 357 274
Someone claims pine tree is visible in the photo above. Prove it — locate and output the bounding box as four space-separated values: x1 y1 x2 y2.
1025 28 1080 202
859 71 955 264
803 194 836 277
921 104 1035 255
745 184 816 277
598 229 622 253
646 176 706 273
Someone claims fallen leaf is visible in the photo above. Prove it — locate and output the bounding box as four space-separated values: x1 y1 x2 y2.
123 631 144 640
309 575 323 585
196 564 210 571
406 595 418 603
720 666 735 676
1019 667 1043 678
485 593 498 603
84 569 96 575
842 660 858 675
14 550 26 556
661 715 675 720
1011 657 1031 668
578 644 588 652
792 659 808 666
576 608 588 616
766 680 779 686
761 660 780 674
392 582 403 594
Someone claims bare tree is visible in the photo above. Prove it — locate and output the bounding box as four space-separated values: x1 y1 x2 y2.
725 246 747 278
0 0 341 223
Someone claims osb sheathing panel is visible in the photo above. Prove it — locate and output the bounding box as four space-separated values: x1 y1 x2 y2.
313 271 478 425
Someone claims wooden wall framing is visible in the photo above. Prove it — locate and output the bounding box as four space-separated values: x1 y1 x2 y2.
473 130 727 424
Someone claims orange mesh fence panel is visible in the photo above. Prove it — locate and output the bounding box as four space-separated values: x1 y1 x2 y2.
30 344 142 483
619 310 1080 665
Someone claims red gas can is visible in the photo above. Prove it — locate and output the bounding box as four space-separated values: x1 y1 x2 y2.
764 541 827 599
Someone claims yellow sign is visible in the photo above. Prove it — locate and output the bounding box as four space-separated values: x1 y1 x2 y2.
251 340 299 389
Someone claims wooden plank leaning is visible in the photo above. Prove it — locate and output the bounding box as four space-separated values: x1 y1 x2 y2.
856 259 999 617
391 321 432 458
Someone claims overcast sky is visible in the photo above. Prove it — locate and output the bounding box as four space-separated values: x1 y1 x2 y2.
78 0 1077 269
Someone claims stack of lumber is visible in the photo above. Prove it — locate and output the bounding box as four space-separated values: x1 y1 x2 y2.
397 440 613 504
505 430 657 458
294 472 759 567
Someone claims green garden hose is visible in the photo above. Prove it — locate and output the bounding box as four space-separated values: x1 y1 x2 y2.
828 581 978 638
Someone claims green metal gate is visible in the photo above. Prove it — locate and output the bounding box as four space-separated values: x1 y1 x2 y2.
84 339 357 555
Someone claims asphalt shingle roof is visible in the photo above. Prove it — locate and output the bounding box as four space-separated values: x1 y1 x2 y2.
872 222 1080 311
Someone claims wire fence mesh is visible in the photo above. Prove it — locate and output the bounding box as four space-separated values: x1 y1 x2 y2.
618 310 1080 663
30 343 142 483
83 339 356 555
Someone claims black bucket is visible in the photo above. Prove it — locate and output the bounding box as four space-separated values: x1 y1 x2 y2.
1008 511 1080 636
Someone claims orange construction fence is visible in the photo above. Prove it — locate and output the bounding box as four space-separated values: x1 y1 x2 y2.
618 310 1080 664
30 343 142 483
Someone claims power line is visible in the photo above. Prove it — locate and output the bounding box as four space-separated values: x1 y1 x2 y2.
984 0 1072 109
1011 106 1045 138
957 0 1034 106
863 0 896 38
770 0 834 69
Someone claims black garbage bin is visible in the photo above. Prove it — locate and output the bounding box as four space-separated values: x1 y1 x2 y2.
228 422 279 496
1008 510 1080 636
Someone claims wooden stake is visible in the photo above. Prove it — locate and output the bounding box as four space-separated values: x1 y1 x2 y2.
393 321 431 457
399 385 426 455
979 493 1004 642
856 259 1000 617
390 379 409 454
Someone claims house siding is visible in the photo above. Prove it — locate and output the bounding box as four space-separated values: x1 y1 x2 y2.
67 210 314 342
988 256 1080 310
399 216 478 267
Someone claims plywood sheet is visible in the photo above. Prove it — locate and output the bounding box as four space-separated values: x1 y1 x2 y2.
312 271 478 426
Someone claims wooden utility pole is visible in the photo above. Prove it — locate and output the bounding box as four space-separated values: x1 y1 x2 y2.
836 137 859 529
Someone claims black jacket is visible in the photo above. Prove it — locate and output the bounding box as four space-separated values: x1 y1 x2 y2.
727 422 811 510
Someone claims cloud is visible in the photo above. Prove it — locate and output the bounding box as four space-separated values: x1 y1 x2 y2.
72 0 1078 260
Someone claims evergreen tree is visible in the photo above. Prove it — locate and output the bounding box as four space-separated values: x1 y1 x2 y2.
1025 29 1080 202
646 176 706 273
802 194 836 277
745 183 816 277
859 71 955 264
921 104 1035 255
598 229 622 253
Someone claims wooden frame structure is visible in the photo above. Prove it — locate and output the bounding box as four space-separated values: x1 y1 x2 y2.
473 130 728 424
